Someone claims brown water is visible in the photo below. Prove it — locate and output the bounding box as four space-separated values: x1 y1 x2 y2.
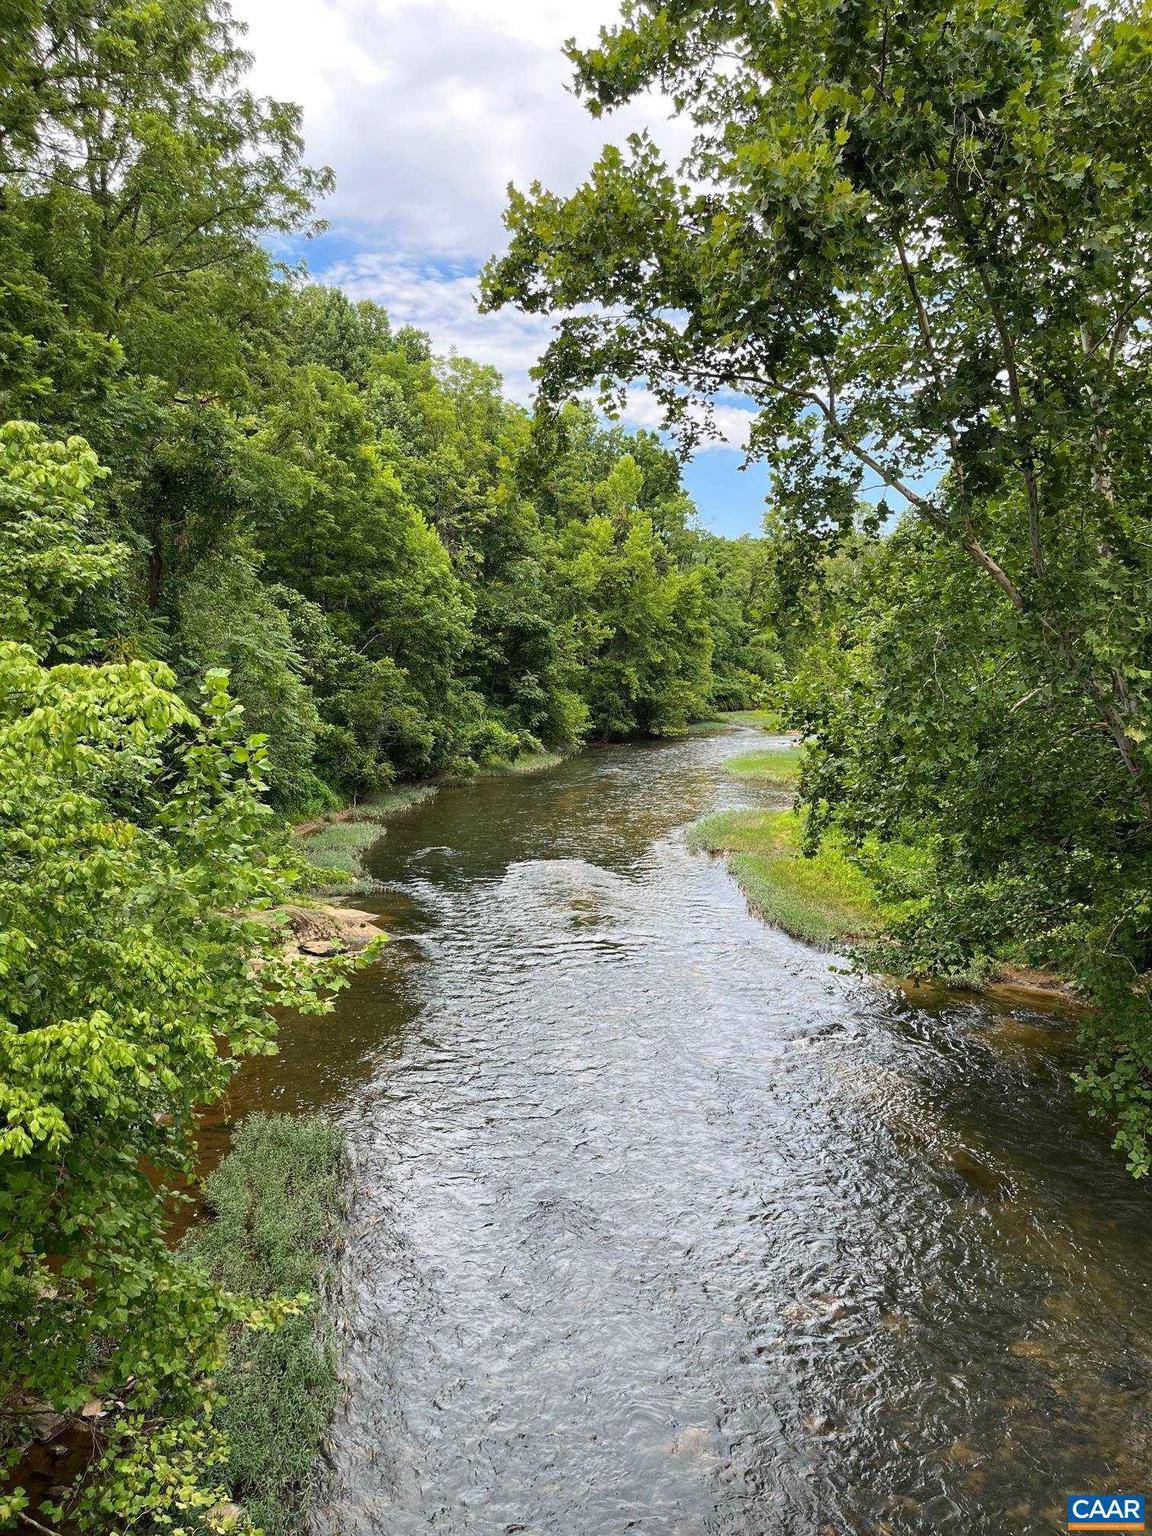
221 723 1152 1535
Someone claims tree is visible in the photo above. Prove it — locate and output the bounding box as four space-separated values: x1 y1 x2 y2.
559 454 714 737
696 535 780 710
250 364 476 774
177 553 325 811
481 0 1152 815
4 0 328 335
0 420 123 655
0 430 365 1526
0 0 330 422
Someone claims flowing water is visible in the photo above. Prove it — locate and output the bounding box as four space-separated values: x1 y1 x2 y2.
222 723 1152 1535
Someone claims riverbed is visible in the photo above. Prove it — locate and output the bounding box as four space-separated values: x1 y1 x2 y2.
222 721 1152 1535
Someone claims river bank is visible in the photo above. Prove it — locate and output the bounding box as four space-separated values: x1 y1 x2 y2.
694 730 1085 1013
187 1115 348 1536
292 751 567 897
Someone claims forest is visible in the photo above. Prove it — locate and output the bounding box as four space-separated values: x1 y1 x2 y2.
3 0 1152 1530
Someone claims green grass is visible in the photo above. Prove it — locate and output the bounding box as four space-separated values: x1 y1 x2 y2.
725 745 804 787
185 1114 346 1536
721 707 789 731
688 808 890 948
295 785 436 894
448 749 565 780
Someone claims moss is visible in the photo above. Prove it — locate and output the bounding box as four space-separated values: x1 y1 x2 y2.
725 745 804 786
688 808 891 948
185 1114 346 1536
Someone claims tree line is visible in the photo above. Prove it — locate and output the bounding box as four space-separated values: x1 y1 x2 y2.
1 3 776 816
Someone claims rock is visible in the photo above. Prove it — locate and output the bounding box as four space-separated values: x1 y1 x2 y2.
31 1411 68 1443
257 902 386 964
10 1396 68 1442
298 939 339 957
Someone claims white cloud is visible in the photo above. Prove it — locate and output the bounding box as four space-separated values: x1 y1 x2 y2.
321 249 552 400
610 388 757 454
230 2 759 472
234 0 691 260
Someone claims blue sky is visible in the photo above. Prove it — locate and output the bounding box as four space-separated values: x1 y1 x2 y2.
236 0 770 538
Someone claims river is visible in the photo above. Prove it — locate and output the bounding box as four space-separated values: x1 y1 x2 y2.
221 721 1152 1535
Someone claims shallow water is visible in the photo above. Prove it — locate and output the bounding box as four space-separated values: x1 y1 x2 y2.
223 724 1152 1535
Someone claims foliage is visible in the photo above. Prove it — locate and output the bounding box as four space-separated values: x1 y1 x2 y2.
782 520 1152 1169
185 1114 347 1536
0 421 123 656
483 0 1152 801
177 556 325 812
0 429 368 1527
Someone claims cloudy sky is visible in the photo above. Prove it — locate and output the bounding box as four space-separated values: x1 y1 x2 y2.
231 0 772 535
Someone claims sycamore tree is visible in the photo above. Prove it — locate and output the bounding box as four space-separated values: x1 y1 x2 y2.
0 425 368 1530
481 0 1152 817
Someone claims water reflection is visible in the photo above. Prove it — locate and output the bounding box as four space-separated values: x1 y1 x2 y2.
226 727 1150 1535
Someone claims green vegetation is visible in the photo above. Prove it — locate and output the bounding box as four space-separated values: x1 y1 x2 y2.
185 1115 346 1536
459 749 565 777
0 432 371 1531
725 747 803 788
484 0 1152 1173
723 709 790 732
690 810 889 949
6 0 1152 1522
296 788 437 895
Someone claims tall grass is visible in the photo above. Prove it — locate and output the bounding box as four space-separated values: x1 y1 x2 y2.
720 707 789 730
185 1114 346 1536
446 749 564 779
296 786 436 895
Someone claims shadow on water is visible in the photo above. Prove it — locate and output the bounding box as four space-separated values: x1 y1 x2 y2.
219 725 1152 1536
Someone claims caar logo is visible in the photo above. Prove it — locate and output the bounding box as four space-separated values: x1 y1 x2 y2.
1067 1495 1146 1531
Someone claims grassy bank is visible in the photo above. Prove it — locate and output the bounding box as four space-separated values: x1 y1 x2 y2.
185 1114 346 1536
725 744 804 787
295 785 436 895
444 748 565 780
297 752 567 895
720 707 790 731
689 808 891 948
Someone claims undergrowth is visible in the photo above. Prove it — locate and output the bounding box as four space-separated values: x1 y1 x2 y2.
185 1114 347 1536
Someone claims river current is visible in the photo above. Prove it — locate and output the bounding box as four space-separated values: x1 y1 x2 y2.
223 723 1152 1535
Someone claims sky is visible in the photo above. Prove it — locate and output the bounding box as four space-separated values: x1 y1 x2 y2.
231 0 773 537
